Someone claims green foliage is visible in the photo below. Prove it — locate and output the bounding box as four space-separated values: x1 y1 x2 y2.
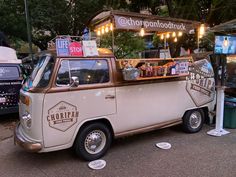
199 32 214 51
208 0 236 25
99 31 145 59
0 0 235 54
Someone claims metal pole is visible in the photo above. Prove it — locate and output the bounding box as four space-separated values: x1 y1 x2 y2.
24 0 34 69
112 29 114 53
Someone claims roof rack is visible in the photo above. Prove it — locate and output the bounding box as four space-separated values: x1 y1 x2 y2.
47 35 97 50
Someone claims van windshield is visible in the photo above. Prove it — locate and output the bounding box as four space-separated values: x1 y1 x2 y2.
23 55 54 90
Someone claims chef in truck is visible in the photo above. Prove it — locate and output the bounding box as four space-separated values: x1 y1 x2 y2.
14 37 216 161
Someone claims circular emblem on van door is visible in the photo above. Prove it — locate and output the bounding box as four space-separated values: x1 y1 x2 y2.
186 59 215 107
47 101 79 132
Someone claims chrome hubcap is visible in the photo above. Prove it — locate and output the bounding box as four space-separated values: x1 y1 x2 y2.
189 111 202 129
84 130 106 154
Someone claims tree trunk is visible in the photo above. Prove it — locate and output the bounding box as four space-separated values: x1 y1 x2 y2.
166 0 174 17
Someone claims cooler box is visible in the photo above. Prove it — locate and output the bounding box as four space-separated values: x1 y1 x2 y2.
224 97 236 129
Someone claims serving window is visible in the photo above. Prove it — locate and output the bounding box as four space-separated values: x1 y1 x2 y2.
117 58 191 81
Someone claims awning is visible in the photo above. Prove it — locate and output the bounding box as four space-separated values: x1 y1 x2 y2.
88 10 201 33
210 19 236 34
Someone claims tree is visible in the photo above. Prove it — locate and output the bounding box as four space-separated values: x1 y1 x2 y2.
100 31 145 59
207 0 236 26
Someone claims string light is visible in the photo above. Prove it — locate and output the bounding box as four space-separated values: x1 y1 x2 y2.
140 27 145 37
166 33 170 38
105 26 109 33
199 23 205 38
160 34 164 40
97 30 101 36
101 27 105 34
110 23 113 31
178 31 183 37
172 32 176 37
174 37 177 42
95 23 114 36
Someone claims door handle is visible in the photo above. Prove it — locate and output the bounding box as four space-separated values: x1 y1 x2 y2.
105 95 115 99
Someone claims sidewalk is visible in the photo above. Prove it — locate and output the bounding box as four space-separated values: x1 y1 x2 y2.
0 114 18 141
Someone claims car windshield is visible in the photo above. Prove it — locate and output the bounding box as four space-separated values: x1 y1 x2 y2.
23 55 54 90
0 66 20 80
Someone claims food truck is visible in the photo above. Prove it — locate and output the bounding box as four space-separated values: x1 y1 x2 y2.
14 37 216 161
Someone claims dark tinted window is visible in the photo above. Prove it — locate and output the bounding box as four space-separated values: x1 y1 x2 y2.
56 59 109 86
0 66 19 79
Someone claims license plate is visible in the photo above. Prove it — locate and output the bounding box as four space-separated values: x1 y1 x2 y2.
0 97 6 103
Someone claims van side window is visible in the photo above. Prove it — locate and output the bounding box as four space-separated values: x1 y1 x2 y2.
56 59 109 87
56 60 70 86
69 59 109 85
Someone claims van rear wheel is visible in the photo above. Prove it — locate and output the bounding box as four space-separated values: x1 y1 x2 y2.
73 122 112 161
182 109 205 133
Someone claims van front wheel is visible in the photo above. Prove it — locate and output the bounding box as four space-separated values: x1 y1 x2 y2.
74 122 112 161
182 109 205 133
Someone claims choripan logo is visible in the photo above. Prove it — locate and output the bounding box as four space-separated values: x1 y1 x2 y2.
186 59 215 107
47 101 79 132
116 16 187 31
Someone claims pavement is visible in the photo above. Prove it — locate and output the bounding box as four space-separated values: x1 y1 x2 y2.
1 120 236 177
0 114 18 141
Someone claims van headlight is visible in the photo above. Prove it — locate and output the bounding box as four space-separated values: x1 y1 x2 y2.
22 112 32 129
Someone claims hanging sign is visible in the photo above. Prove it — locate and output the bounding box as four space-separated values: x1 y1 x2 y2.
82 40 99 57
114 15 194 32
160 49 171 59
69 42 83 56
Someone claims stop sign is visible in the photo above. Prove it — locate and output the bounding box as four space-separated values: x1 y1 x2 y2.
69 42 83 56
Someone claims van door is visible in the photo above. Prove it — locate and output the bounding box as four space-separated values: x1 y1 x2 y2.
42 58 116 148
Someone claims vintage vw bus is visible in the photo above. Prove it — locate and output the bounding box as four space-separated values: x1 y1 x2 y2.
0 47 22 115
14 41 216 161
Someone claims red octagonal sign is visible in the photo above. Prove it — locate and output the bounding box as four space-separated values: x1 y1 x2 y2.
69 42 83 56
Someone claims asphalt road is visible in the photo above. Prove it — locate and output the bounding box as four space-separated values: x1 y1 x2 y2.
1 117 236 177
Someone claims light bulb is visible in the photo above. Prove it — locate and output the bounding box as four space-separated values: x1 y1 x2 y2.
172 32 176 37
110 23 113 31
174 37 177 42
105 26 109 33
199 24 205 36
140 27 145 37
97 30 101 36
178 31 183 37
101 28 105 34
166 33 170 38
160 34 164 40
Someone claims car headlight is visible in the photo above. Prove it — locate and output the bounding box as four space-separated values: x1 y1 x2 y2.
22 112 32 129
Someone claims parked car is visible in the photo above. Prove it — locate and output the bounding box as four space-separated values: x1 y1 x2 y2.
0 46 22 115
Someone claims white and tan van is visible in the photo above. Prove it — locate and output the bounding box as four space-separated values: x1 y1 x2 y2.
14 47 216 161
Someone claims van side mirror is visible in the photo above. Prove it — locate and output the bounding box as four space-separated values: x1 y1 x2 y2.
70 76 79 87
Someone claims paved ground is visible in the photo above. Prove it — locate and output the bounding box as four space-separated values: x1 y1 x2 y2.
1 117 236 177
0 114 18 141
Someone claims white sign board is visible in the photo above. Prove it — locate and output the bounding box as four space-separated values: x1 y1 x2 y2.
82 40 99 57
159 49 171 59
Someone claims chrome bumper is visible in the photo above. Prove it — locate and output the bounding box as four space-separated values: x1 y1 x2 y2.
14 123 42 152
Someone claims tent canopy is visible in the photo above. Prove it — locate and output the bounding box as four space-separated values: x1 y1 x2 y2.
88 10 201 33
210 19 236 34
